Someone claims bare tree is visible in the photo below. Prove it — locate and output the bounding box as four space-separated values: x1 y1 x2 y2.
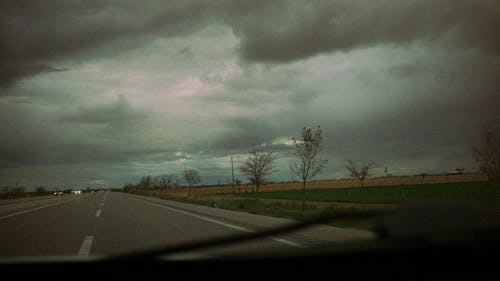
473 127 500 182
346 160 375 188
183 169 201 196
420 173 428 184
152 175 163 188
455 168 465 183
164 174 181 191
1 186 10 194
35 186 47 194
139 175 152 189
290 126 328 212
240 143 276 201
346 160 375 205
122 182 136 192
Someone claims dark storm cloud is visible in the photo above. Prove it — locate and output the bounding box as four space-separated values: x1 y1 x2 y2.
204 115 305 156
323 114 481 176
1 0 499 187
0 95 158 168
386 50 500 117
0 1 212 60
0 63 66 89
62 95 149 127
0 141 124 168
202 65 321 107
2 0 499 86
227 0 500 62
213 118 275 150
0 123 176 169
0 0 212 86
0 106 137 168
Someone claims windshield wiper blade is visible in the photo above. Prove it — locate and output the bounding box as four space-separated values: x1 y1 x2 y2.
107 208 386 261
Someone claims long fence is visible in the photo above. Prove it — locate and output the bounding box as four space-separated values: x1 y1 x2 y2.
129 173 488 197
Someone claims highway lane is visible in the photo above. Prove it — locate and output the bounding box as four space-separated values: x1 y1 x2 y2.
0 191 374 258
91 192 296 257
0 194 80 219
0 192 102 256
0 195 57 206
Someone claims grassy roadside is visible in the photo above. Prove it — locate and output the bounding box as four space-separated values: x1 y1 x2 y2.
236 182 500 205
128 182 499 231
129 190 378 230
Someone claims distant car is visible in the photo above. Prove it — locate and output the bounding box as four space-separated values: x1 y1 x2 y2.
71 190 81 195
53 191 63 196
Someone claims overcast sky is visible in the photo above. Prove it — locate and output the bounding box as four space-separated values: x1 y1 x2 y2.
1 0 499 189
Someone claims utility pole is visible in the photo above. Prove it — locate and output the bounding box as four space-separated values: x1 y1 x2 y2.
231 153 235 194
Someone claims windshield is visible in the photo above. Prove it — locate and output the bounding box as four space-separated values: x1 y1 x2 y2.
1 0 499 259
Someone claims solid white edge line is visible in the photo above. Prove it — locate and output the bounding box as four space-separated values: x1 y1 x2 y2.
96 209 101 217
0 198 78 220
271 237 305 248
140 199 304 248
143 200 252 232
78 236 93 256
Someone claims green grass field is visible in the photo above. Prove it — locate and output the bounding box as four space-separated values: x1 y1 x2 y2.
129 181 499 231
237 182 500 205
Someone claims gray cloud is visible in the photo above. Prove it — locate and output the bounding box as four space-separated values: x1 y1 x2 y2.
1 1 499 187
386 49 500 117
0 1 212 86
0 95 157 168
227 0 500 62
0 1 209 60
0 63 66 89
210 118 275 151
202 64 321 107
62 95 149 127
2 1 499 86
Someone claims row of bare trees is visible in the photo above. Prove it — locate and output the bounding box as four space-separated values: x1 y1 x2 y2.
238 125 382 211
0 185 57 199
239 125 381 211
236 123 499 211
125 124 498 212
239 125 329 211
125 168 201 193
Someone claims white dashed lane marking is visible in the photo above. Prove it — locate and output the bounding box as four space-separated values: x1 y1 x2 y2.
78 236 93 256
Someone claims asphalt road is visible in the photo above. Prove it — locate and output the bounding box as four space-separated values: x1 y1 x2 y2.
0 191 374 259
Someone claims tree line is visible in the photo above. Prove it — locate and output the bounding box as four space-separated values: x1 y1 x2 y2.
1 185 60 199
123 168 201 193
124 123 499 212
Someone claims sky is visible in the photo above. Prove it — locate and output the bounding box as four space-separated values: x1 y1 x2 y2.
1 0 499 189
